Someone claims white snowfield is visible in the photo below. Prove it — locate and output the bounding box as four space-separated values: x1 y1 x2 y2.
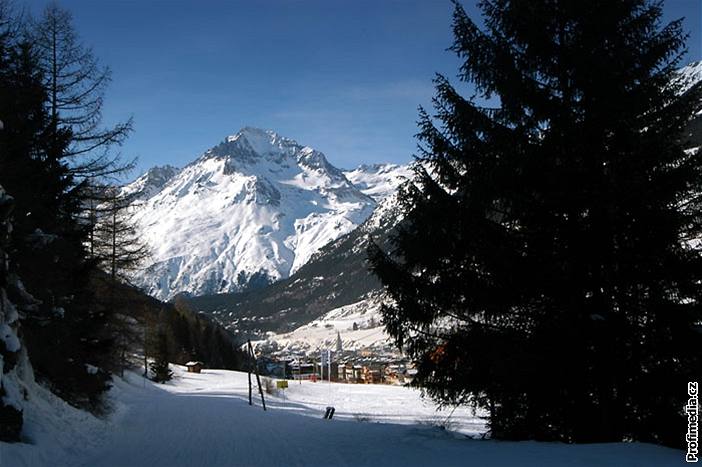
343 163 413 202
1 365 683 467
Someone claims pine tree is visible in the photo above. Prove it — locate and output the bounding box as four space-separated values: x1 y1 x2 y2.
369 0 702 446
150 329 173 383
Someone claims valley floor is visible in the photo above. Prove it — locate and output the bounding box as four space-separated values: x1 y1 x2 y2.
1 365 684 467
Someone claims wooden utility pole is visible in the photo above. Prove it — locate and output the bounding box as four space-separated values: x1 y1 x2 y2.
247 340 266 411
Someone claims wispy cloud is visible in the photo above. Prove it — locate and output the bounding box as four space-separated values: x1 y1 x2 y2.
341 79 435 103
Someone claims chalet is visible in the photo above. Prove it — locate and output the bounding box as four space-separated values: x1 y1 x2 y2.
185 361 204 373
361 366 383 384
350 365 363 383
338 363 355 383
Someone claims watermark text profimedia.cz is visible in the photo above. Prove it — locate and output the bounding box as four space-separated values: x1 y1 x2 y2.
687 381 699 463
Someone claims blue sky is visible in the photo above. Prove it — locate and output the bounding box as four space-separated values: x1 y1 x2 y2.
23 0 702 176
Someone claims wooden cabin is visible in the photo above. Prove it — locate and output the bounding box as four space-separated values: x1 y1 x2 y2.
185 361 204 373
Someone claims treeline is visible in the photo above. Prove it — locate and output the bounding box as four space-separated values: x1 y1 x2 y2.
95 275 246 377
167 298 245 370
0 0 244 440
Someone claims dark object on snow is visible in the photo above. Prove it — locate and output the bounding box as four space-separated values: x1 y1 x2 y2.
0 401 22 442
323 406 335 419
150 331 173 383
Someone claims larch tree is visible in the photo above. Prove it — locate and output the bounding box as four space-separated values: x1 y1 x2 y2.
31 3 132 169
89 185 149 283
88 183 149 376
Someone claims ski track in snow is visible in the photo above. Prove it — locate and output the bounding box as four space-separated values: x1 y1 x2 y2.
2 365 683 467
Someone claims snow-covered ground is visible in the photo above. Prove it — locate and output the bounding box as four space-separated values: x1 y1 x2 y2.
1 365 683 467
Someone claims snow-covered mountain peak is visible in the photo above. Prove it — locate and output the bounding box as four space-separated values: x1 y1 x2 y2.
127 128 383 300
203 127 304 165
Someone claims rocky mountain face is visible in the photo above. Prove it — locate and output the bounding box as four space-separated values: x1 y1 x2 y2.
178 150 413 352
343 163 412 201
185 182 409 339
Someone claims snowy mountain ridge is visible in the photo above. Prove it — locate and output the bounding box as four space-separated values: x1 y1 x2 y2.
122 165 181 201
127 127 408 301
674 60 702 96
343 163 412 202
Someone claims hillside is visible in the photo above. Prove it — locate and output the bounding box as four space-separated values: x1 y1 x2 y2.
88 272 246 371
254 293 393 356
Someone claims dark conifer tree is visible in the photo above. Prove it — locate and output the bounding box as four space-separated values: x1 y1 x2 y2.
150 330 173 383
369 0 702 446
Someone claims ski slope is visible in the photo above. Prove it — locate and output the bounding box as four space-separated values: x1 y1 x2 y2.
1 365 683 467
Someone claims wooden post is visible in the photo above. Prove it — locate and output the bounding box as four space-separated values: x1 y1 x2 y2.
248 362 253 406
143 327 148 378
248 340 266 411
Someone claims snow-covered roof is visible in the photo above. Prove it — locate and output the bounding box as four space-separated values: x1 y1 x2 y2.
185 361 204 366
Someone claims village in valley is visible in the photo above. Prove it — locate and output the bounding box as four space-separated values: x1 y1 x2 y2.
253 333 418 386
